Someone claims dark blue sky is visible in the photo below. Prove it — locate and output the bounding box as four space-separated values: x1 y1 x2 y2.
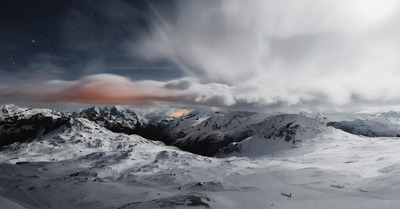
0 0 183 82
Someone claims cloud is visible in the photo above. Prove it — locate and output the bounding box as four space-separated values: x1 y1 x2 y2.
0 74 241 108
134 0 400 112
3 0 400 113
31 74 187 105
168 109 191 117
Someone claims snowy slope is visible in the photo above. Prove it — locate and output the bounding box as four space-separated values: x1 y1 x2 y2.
2 106 400 208
217 114 324 157
0 105 67 120
0 115 229 208
327 111 400 137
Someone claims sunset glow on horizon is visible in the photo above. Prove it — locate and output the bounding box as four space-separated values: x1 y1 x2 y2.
168 109 191 117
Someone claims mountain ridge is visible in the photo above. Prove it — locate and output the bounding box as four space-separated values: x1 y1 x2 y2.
1 105 324 157
3 105 400 208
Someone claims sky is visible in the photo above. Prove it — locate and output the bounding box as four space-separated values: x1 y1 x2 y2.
1 0 400 113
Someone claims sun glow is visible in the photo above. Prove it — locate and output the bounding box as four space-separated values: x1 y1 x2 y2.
353 0 398 23
168 109 191 117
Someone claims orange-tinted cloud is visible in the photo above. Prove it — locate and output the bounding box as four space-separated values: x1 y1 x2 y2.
0 74 240 109
31 74 187 105
168 109 191 117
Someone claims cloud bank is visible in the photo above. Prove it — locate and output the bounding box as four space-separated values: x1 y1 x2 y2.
134 0 400 112
0 74 242 108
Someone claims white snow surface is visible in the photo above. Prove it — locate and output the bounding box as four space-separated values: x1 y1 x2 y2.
0 105 66 120
1 108 400 208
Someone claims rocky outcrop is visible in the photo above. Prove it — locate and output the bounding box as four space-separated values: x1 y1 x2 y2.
0 112 70 147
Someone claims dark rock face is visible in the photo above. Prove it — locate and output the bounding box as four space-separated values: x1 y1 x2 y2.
172 130 254 157
75 106 141 134
120 193 211 209
73 106 171 146
164 112 260 156
0 113 70 147
254 115 303 142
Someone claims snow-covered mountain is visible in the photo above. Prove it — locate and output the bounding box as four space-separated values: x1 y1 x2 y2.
167 111 267 156
0 105 71 147
74 107 310 157
327 112 400 137
217 114 324 157
2 105 400 208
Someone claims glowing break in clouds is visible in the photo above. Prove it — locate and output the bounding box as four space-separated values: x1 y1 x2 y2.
168 109 191 117
136 0 400 112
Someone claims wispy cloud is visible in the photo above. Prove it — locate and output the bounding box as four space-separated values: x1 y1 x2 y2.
134 0 400 112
